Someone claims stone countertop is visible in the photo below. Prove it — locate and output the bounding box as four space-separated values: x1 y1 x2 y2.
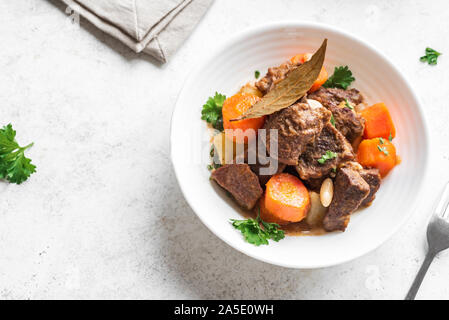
0 0 448 299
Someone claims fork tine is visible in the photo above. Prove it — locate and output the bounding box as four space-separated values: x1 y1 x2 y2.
435 181 449 218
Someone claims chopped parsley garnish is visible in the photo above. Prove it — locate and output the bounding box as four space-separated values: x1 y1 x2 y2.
255 70 261 79
420 47 441 65
388 132 393 142
345 99 354 110
377 145 389 156
201 92 226 131
330 114 336 127
323 66 355 89
230 211 285 246
0 124 36 184
317 150 338 164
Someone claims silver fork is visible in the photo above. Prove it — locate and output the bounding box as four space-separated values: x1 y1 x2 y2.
405 181 449 300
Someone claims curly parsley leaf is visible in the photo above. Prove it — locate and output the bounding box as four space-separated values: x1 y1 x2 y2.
201 92 226 131
0 124 36 184
255 70 261 79
323 66 355 90
317 150 338 164
420 47 441 65
230 211 285 246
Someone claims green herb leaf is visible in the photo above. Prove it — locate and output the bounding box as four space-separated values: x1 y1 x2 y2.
255 70 261 79
388 132 393 142
377 145 389 156
0 124 36 184
420 47 441 65
230 211 285 246
345 99 354 110
323 66 355 89
330 114 336 127
201 92 226 131
317 150 338 164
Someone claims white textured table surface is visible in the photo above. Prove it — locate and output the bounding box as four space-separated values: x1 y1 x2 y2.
1 0 448 300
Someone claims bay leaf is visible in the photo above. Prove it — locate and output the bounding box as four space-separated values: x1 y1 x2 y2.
233 39 327 120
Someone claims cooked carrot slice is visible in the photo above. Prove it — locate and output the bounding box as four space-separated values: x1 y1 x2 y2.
222 93 265 142
360 103 396 140
259 196 291 225
357 138 397 177
265 173 310 223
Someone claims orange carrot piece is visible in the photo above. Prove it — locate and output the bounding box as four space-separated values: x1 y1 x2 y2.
265 173 310 223
259 196 291 225
361 103 396 140
290 53 328 93
309 67 328 93
357 138 397 177
222 93 265 143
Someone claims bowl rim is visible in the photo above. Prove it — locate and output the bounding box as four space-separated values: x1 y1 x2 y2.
170 20 430 269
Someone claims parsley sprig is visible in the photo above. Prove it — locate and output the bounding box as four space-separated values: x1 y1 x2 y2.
201 92 226 131
231 211 285 246
0 124 36 184
420 47 441 65
317 150 338 164
323 66 355 90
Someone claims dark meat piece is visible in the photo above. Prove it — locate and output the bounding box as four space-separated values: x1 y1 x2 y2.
211 164 263 210
308 87 365 143
249 161 286 186
296 123 354 180
308 87 365 107
340 162 381 207
323 167 370 232
303 176 326 193
235 139 287 187
359 168 381 207
255 59 301 95
263 102 331 165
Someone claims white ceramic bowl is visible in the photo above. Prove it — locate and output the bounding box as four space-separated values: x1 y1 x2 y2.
170 22 429 268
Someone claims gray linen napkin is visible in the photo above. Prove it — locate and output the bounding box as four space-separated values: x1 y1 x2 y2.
60 0 213 63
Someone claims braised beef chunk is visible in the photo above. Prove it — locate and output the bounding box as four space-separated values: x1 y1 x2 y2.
249 161 287 186
211 164 263 210
303 176 326 193
296 123 354 180
308 87 364 108
323 167 370 232
359 168 381 207
340 162 381 207
255 60 301 95
236 139 287 186
263 102 331 165
308 87 365 143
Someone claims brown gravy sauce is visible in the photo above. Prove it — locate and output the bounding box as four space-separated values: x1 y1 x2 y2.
282 221 327 236
243 209 327 237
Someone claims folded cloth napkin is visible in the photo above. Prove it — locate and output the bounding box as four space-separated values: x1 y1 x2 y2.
60 0 213 63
